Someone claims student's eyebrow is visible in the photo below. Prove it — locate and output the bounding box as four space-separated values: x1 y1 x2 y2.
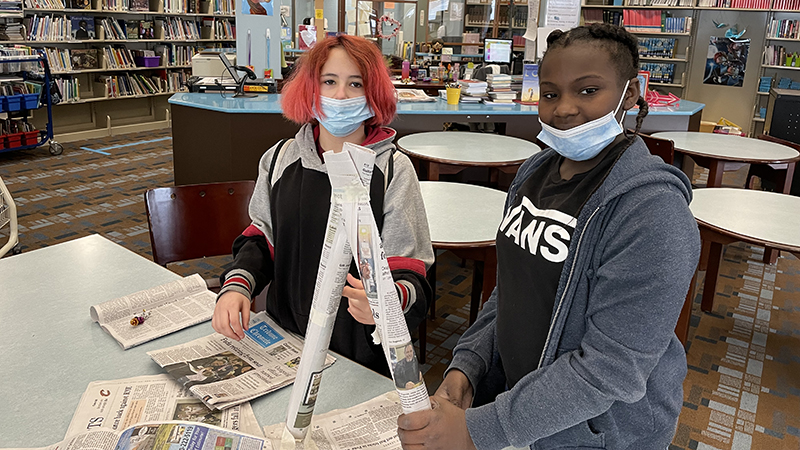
572 74 604 83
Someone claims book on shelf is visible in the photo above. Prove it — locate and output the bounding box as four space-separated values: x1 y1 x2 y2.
140 20 154 39
71 48 99 69
129 0 149 10
520 63 539 104
69 0 92 8
70 15 95 40
125 19 140 39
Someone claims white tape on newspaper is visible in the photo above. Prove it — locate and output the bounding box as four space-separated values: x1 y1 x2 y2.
282 143 430 448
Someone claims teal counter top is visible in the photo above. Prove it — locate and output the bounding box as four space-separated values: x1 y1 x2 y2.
168 93 704 116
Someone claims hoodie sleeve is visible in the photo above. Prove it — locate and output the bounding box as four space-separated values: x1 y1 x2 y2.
217 141 282 302
462 184 701 450
380 152 435 333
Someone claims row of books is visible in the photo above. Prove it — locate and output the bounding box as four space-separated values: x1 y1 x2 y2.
583 9 623 26
55 76 79 101
0 0 22 15
96 72 162 96
588 0 796 5
24 0 65 9
0 23 26 41
97 17 154 40
638 37 677 58
0 79 41 96
768 19 800 39
764 45 799 66
212 17 233 39
161 15 199 39
697 0 770 7
627 0 693 5
640 62 675 83
153 43 196 66
212 0 232 14
622 9 666 32
496 5 526 28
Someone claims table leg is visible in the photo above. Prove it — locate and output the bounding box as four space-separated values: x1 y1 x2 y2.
780 162 795 194
763 247 779 265
481 247 497 309
701 241 723 312
427 259 437 320
676 269 698 347
428 162 440 181
707 161 724 188
471 260 484 325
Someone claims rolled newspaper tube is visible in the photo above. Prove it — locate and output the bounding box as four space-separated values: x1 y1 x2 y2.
282 145 377 442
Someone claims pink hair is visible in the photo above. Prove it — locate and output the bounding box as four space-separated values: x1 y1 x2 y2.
280 35 396 127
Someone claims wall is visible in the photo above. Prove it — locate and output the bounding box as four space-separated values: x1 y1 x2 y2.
685 10 768 128
236 0 284 78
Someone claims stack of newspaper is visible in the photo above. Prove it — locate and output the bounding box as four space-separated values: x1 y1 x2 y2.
148 311 336 411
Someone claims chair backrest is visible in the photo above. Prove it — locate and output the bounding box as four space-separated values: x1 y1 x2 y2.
145 181 255 267
757 133 800 152
638 133 675 165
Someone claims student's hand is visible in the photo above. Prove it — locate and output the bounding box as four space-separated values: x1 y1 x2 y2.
212 291 251 340
435 369 474 410
343 273 375 325
397 396 477 450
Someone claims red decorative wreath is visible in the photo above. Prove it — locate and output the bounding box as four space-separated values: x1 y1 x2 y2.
377 15 401 39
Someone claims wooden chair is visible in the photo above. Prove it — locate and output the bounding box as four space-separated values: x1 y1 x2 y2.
746 134 799 194
637 132 675 165
145 181 255 293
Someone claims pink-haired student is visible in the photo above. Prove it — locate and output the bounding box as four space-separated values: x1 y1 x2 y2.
212 35 434 376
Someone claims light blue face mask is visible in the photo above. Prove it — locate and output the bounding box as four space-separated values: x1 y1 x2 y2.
537 80 630 162
315 96 375 137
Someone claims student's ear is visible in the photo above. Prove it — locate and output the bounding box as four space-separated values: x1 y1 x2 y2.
624 77 641 110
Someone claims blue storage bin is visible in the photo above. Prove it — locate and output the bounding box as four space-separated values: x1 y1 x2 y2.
5 94 23 112
23 93 39 110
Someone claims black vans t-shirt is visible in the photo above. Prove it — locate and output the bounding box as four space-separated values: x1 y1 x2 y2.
496 141 627 388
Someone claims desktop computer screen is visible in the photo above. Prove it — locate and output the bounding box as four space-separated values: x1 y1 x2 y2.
484 39 513 64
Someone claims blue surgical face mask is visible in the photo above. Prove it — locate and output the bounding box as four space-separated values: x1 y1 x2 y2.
537 80 630 162
315 96 375 137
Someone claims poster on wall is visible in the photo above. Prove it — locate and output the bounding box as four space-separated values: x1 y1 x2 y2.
242 0 273 15
703 36 749 87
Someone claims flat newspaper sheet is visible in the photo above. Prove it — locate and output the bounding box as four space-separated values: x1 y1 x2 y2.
66 375 262 438
4 421 272 450
90 273 216 349
148 312 336 411
264 391 402 450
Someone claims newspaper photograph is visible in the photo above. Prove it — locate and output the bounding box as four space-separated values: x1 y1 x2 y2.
264 391 402 450
282 143 430 444
90 273 217 349
147 312 336 411
66 375 262 438
4 421 272 450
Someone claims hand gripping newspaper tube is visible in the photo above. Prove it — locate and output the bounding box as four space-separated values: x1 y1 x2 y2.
281 142 431 449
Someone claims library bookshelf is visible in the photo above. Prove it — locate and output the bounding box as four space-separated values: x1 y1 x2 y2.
583 1 799 136
0 0 235 142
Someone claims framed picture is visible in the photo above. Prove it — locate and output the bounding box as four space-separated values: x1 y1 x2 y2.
637 70 650 98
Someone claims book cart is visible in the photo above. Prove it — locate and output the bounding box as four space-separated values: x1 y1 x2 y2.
0 54 62 156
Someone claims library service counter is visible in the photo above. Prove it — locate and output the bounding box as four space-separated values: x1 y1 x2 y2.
168 93 704 186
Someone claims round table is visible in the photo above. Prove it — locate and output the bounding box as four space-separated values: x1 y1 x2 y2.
397 131 541 182
651 131 800 190
419 181 507 325
688 188 800 316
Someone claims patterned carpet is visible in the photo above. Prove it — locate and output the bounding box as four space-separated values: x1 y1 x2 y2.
1 131 799 449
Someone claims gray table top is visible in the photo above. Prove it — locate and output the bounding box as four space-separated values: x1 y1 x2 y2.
0 234 393 447
420 181 507 245
398 132 541 165
690 188 800 251
652 132 800 163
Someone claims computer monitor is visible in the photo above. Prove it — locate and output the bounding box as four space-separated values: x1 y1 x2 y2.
218 52 240 84
484 39 513 64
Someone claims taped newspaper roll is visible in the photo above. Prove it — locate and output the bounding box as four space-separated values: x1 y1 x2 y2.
282 143 430 446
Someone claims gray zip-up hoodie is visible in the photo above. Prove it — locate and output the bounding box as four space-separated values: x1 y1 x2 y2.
449 137 701 450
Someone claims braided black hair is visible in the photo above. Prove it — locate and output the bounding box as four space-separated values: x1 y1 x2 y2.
541 23 649 136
